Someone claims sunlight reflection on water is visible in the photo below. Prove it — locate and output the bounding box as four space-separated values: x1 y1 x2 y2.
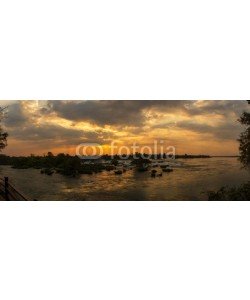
0 157 249 201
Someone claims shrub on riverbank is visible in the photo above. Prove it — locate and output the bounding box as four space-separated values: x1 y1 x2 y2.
207 182 250 201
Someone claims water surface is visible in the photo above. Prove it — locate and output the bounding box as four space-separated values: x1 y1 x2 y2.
0 157 248 200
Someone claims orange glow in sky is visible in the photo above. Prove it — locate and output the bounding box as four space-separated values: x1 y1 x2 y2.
0 100 248 156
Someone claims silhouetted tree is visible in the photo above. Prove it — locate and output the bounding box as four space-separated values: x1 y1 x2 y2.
238 101 250 168
0 107 8 151
208 101 250 200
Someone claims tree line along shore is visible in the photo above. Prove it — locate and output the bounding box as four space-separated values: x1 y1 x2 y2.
0 152 211 176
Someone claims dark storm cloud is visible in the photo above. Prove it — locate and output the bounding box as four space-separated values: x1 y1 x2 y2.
7 123 115 146
47 100 190 126
185 100 248 116
4 103 27 127
47 100 248 126
176 120 242 140
2 100 249 148
173 101 249 140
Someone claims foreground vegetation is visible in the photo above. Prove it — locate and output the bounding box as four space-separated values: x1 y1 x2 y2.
208 182 250 201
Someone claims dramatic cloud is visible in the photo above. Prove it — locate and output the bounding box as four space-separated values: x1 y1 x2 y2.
47 100 247 126
0 100 249 156
4 102 27 127
47 100 191 126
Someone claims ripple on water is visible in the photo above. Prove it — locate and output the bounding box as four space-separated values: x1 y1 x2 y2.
0 157 248 200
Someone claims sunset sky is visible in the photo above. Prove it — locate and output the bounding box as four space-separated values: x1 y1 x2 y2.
0 100 248 156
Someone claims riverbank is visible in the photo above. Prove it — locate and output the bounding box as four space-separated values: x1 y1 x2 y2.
0 153 212 177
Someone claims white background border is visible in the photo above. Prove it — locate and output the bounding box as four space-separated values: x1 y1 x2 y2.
1 202 250 300
0 0 249 100
0 0 250 299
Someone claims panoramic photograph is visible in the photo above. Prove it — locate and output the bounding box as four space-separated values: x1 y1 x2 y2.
0 100 249 201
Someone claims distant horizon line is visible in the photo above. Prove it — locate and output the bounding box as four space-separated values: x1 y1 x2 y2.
0 152 240 158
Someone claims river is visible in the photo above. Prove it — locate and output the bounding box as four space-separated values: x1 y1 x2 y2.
0 157 249 200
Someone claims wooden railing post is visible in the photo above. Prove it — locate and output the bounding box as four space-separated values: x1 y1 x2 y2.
4 176 9 200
